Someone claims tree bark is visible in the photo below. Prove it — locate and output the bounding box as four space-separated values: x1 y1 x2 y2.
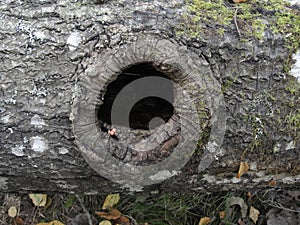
0 0 299 193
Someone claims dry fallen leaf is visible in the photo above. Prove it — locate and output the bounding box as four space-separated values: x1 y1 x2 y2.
102 194 120 210
268 179 276 186
236 161 249 178
36 220 64 225
227 196 248 218
114 216 130 225
45 196 52 208
249 206 260 224
238 218 246 225
96 208 122 220
99 221 112 225
247 191 252 198
199 217 210 225
14 217 24 225
29 194 47 207
8 206 17 218
233 0 247 3
219 211 225 219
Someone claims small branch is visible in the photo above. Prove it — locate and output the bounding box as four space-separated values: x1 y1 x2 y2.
75 194 93 225
262 199 300 213
234 7 241 39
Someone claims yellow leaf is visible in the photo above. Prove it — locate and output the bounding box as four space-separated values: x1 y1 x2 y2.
102 194 120 209
199 217 210 225
247 191 252 198
8 206 17 218
29 194 47 207
50 221 64 225
233 0 247 3
236 162 249 178
96 208 121 220
268 179 277 186
99 221 112 225
36 220 64 225
114 216 130 225
45 196 53 208
219 211 225 219
249 206 260 224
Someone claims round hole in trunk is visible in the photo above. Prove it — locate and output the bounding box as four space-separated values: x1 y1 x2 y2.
97 62 175 131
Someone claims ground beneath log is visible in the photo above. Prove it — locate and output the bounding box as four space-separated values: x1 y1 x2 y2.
0 190 299 225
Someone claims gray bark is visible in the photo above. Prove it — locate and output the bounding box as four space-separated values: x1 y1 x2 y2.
0 0 299 193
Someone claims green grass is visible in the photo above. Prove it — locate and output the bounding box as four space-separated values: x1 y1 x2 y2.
118 192 240 225
2 190 296 225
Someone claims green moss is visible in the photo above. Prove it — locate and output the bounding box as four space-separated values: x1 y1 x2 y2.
181 0 300 51
287 109 300 131
286 77 300 94
248 115 265 152
187 0 233 25
285 80 300 135
64 196 75 209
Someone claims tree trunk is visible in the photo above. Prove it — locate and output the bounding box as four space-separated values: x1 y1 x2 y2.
0 0 299 193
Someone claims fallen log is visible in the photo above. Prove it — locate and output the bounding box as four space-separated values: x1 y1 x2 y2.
0 0 299 193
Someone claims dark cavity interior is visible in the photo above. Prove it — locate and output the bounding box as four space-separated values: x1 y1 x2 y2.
97 62 174 131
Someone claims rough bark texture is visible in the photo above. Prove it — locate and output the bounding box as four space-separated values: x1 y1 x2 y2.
0 0 299 193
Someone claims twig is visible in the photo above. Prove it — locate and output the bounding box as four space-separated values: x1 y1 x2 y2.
75 195 93 225
126 214 137 225
234 7 241 39
262 199 300 213
30 207 39 225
